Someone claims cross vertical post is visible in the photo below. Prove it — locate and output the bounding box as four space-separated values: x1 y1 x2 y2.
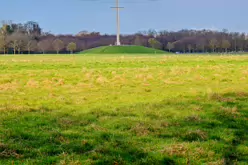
111 0 124 46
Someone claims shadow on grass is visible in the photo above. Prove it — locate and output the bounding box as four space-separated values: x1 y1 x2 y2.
210 93 248 164
0 92 247 164
176 92 248 164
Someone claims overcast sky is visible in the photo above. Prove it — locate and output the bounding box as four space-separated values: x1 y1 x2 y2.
0 0 247 34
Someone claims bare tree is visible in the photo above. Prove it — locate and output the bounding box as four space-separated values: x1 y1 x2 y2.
148 38 161 49
24 21 41 38
147 29 157 37
38 40 51 54
8 32 28 54
196 39 205 53
67 42 77 54
0 34 7 54
26 40 38 54
9 40 18 54
209 39 218 53
3 20 248 54
221 39 231 53
167 42 174 52
134 35 143 46
0 24 12 54
52 39 64 54
187 44 192 53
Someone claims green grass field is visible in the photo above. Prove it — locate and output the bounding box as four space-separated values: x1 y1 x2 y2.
79 46 167 54
0 54 248 165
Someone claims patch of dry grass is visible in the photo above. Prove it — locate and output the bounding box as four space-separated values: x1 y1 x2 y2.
0 55 248 164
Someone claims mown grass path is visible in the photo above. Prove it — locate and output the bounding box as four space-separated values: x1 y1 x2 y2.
0 55 248 164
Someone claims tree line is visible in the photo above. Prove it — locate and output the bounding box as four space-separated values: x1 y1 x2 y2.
0 21 248 54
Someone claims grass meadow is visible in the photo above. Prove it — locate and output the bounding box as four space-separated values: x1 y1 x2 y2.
0 54 248 164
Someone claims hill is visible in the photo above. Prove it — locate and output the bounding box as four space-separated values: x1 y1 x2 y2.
78 45 168 54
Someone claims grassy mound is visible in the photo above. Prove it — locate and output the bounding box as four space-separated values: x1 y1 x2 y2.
79 45 167 54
